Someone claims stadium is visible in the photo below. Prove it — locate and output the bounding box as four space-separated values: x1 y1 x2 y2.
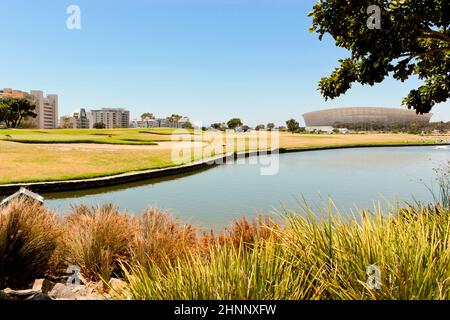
303 107 432 129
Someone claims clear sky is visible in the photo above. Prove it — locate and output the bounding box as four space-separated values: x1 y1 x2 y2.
1 0 449 126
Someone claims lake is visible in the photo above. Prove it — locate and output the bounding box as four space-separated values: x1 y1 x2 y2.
43 146 449 230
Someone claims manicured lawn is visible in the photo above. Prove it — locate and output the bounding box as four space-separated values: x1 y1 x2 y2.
0 129 447 184
0 128 194 145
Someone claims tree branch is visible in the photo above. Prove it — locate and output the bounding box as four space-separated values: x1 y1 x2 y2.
419 28 450 43
400 46 450 58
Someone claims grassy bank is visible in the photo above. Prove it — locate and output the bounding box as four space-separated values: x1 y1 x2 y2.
0 198 448 300
0 129 447 184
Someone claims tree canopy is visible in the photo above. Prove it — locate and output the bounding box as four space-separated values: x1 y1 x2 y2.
141 112 154 121
227 118 243 130
286 119 300 133
310 0 450 114
0 97 37 128
93 122 106 129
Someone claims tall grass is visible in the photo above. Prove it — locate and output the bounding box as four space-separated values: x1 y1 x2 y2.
117 240 324 300
132 208 198 269
215 215 279 248
115 204 450 300
62 205 200 281
0 199 62 289
62 204 138 281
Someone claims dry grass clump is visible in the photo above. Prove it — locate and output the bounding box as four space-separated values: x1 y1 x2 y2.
216 214 279 247
62 204 138 282
132 208 198 269
0 199 62 289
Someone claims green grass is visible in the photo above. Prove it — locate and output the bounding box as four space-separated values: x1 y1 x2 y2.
0 128 184 145
3 138 158 145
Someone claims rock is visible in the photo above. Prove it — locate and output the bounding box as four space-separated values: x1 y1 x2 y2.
0 287 51 300
48 283 102 300
32 279 54 294
2 288 35 297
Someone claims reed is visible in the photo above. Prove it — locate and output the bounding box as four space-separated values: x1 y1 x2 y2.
115 203 450 300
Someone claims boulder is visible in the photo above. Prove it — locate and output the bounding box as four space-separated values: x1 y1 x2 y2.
0 287 50 300
48 283 103 300
32 279 54 294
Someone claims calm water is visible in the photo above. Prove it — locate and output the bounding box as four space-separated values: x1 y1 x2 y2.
43 146 449 230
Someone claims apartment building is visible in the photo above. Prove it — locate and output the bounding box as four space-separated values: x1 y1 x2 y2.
73 108 90 129
130 117 190 128
0 88 59 129
90 108 130 128
29 91 59 129
60 108 90 129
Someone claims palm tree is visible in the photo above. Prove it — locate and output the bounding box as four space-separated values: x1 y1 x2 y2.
167 114 183 128
140 112 154 128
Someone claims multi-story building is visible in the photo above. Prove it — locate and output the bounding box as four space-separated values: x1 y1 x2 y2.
73 108 90 129
29 91 59 129
130 117 191 129
60 108 90 129
1 88 59 129
90 108 130 128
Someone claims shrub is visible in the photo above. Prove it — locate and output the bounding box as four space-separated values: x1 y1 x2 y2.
132 209 198 269
0 199 61 289
62 204 138 281
216 215 279 248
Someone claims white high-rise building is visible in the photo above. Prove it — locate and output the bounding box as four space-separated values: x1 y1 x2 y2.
90 108 130 128
29 90 59 129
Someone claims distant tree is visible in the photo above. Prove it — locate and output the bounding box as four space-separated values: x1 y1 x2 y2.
255 124 265 131
286 119 300 134
93 122 106 129
167 114 183 127
0 97 37 128
332 128 340 134
278 126 287 132
60 115 73 129
227 118 243 130
140 112 154 127
182 121 194 129
201 126 208 131
267 123 275 131
211 123 225 131
310 0 450 114
241 125 250 132
18 118 38 129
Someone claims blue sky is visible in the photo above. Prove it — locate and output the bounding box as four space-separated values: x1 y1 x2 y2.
1 0 449 126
